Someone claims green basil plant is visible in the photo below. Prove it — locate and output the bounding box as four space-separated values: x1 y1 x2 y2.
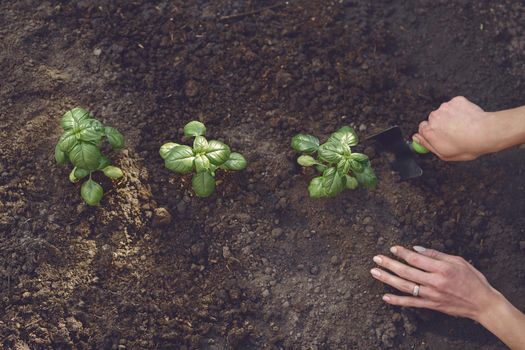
54 107 125 205
160 121 247 197
291 126 377 198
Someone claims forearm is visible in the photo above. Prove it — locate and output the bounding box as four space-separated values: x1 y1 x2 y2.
489 105 525 153
477 291 525 350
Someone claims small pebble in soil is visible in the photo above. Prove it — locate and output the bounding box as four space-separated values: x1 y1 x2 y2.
185 80 199 97
330 256 339 266
364 146 376 158
152 207 172 227
241 246 251 255
222 246 232 259
271 228 283 239
262 289 270 298
191 242 205 258
310 266 320 275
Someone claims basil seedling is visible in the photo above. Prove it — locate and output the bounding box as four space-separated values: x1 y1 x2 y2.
55 107 125 205
292 126 377 198
160 121 247 197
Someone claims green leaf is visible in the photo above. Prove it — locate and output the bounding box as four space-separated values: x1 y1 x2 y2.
329 126 358 147
81 179 103 206
349 159 364 173
55 144 68 165
69 142 102 171
220 152 247 171
77 120 104 144
322 167 345 197
102 165 124 179
308 177 326 198
69 167 89 183
159 142 180 159
354 165 377 189
69 168 79 183
164 145 195 174
58 130 78 153
194 154 210 173
315 164 327 173
337 158 351 175
192 171 215 197
205 140 231 165
193 136 209 153
104 127 125 149
350 153 369 162
184 121 206 137
318 141 345 164
74 167 90 179
345 175 358 190
297 155 316 167
60 107 91 131
88 119 105 131
291 134 320 154
97 156 110 170
209 163 217 176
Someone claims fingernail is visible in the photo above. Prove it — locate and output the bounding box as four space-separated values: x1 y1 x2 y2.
383 295 391 302
413 246 426 253
390 246 398 254
370 268 381 277
373 256 382 264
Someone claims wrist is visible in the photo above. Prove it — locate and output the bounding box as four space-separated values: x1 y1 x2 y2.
489 106 525 153
475 287 511 327
474 287 525 350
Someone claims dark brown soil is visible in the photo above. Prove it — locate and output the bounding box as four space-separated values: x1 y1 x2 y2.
1 1 524 349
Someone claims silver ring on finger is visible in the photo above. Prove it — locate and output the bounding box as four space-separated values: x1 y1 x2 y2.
412 284 420 297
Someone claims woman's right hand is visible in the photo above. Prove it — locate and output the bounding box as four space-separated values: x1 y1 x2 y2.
412 96 504 161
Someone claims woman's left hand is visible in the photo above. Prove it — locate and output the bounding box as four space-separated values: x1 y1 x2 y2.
370 245 500 321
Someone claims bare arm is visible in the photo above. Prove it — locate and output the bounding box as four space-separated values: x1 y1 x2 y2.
478 292 525 350
370 246 525 349
413 96 525 161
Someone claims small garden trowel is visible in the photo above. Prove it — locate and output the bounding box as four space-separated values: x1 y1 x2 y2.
366 126 429 180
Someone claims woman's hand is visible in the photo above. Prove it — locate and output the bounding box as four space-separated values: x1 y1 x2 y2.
413 96 498 161
371 246 525 350
413 96 525 161
370 245 498 320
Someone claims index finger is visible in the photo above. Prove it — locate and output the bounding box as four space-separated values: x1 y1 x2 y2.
390 246 446 273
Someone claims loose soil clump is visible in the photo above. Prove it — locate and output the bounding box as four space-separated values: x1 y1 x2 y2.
1 1 524 349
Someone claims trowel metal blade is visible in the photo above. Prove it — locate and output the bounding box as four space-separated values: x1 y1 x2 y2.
366 126 423 180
